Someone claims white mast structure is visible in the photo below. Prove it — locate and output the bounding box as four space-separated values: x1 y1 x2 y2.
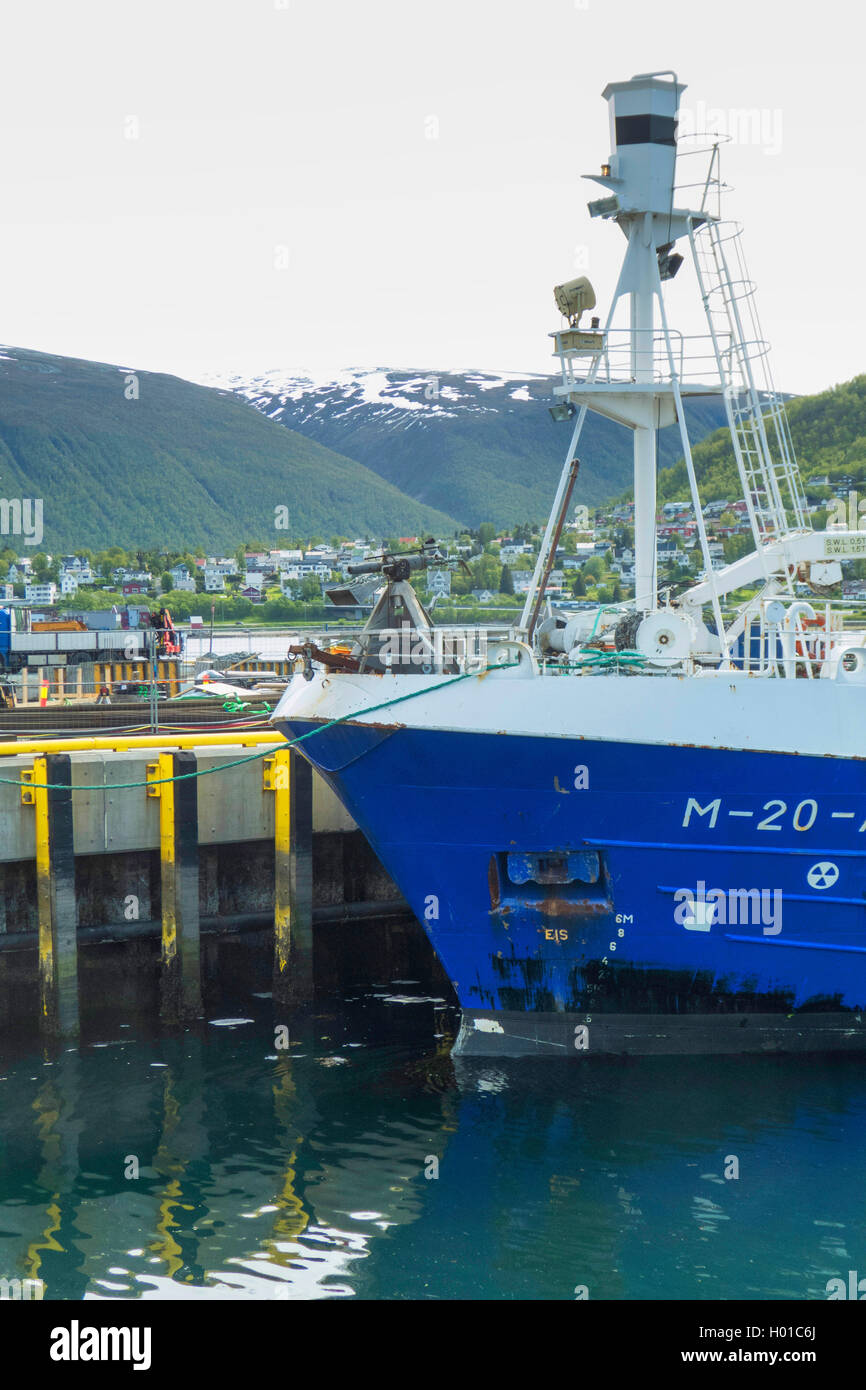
520 72 809 653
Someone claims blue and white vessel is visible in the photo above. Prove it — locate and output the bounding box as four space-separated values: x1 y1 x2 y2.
273 73 866 1056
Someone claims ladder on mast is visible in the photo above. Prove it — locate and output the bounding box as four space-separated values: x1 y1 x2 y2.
689 218 807 548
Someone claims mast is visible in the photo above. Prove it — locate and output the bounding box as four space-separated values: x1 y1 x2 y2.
523 71 808 653
524 72 719 632
629 209 659 611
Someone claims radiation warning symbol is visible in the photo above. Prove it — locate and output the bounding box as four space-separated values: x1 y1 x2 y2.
806 862 839 891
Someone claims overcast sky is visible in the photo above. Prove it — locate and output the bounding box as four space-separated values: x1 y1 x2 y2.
0 0 860 394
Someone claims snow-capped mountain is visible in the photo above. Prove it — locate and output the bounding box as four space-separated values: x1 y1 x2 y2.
204 366 729 528
218 366 548 421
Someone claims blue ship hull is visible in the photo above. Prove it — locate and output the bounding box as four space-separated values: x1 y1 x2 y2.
277 716 866 1056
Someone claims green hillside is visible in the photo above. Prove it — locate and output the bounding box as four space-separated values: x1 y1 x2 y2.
649 377 866 506
0 347 459 549
237 369 729 528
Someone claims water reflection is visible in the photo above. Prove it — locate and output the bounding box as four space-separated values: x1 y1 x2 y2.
0 1010 455 1300
2 1015 866 1300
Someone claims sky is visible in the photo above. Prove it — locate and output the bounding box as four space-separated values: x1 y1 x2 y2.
0 0 861 395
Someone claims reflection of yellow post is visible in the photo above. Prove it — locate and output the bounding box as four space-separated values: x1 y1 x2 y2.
271 1066 309 1241
24 1064 84 1292
150 1071 186 1280
23 1198 62 1288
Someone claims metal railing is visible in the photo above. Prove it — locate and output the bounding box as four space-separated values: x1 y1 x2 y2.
553 328 732 391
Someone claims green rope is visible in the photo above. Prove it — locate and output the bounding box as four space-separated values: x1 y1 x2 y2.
585 604 614 644
567 647 647 667
0 660 519 791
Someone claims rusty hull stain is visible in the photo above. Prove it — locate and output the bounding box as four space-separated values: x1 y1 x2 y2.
338 718 406 732
535 896 609 918
488 856 500 909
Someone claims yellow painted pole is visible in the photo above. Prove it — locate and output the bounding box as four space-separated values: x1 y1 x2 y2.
24 754 78 1035
32 755 52 1019
265 749 292 986
150 752 177 970
148 751 202 1020
264 748 313 1003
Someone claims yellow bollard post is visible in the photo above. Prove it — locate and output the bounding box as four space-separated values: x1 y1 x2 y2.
22 754 78 1036
147 750 202 1022
264 749 313 1004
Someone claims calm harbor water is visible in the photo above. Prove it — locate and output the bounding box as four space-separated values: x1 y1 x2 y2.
1 986 865 1302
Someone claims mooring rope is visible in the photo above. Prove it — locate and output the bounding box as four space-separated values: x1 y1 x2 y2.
0 660 520 790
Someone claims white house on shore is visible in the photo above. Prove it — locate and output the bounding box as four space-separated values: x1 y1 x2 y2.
169 564 196 593
25 582 57 605
59 556 94 585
